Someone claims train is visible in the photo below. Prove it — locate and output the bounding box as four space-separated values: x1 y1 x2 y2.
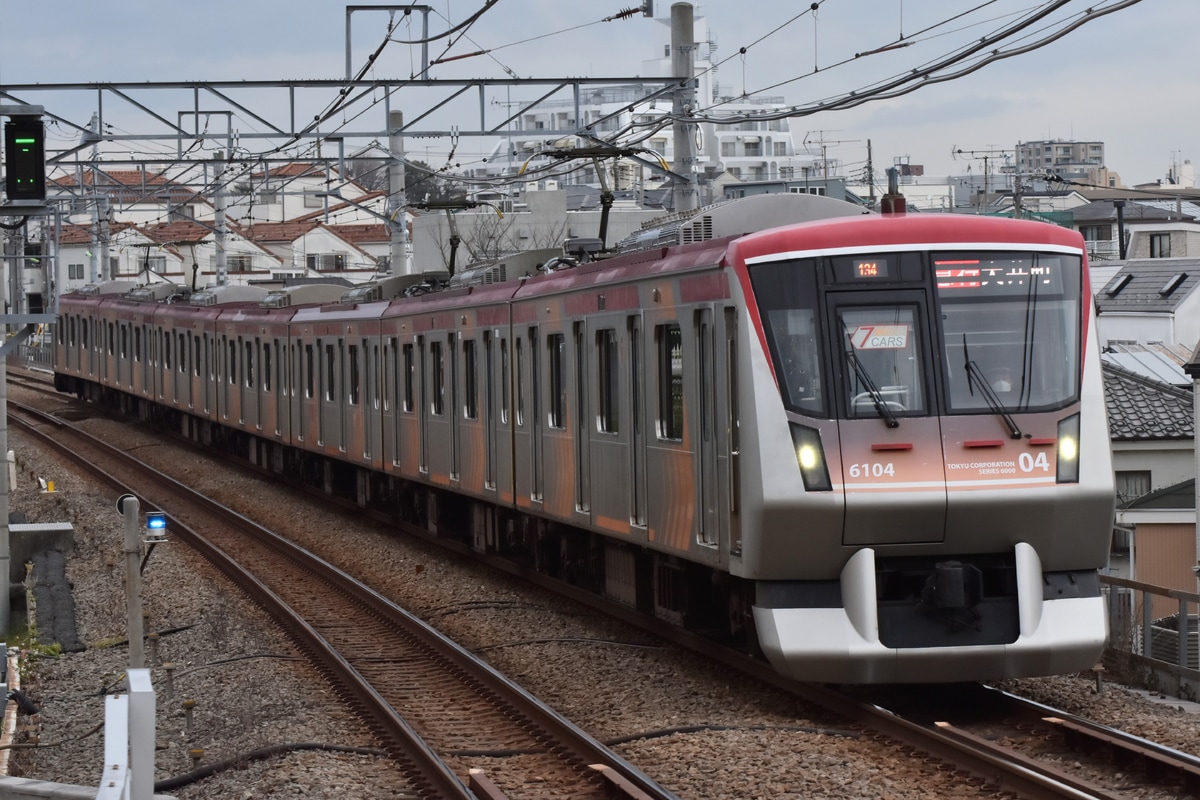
51 193 1115 684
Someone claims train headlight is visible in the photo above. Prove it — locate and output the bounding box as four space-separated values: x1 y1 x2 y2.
790 423 832 492
1056 413 1080 484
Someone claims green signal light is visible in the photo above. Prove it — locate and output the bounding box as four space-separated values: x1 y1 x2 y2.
14 138 36 145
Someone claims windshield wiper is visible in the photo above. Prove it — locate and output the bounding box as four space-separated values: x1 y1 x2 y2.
962 334 1023 440
844 338 899 428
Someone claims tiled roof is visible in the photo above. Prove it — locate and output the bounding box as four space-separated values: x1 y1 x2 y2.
1095 258 1200 313
1102 361 1194 441
241 221 320 243
321 223 390 244
1101 342 1192 386
141 220 213 244
57 220 138 245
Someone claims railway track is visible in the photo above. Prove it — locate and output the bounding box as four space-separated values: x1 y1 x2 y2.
11 372 1200 800
7 397 677 800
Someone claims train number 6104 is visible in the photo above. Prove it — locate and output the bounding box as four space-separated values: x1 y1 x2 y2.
848 462 895 478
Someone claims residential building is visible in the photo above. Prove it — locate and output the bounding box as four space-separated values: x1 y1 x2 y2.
1095 259 1200 352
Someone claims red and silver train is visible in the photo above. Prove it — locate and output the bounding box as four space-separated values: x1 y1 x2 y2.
52 193 1114 684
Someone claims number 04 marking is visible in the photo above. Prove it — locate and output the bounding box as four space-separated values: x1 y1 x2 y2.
1018 452 1051 473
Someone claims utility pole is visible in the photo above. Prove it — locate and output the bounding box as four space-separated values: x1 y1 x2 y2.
671 3 698 213
953 146 1014 214
865 139 876 210
388 110 411 276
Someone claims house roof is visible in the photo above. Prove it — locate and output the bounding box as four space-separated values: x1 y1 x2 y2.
1102 342 1193 386
241 221 320 244
1118 478 1195 511
1072 199 1200 224
51 168 198 205
320 223 390 244
141 220 214 245
1094 258 1200 313
1102 361 1194 441
58 220 138 245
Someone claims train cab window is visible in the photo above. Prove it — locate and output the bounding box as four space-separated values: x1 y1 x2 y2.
748 259 827 417
547 333 566 429
838 306 926 418
597 329 619 434
656 323 683 441
935 252 1081 413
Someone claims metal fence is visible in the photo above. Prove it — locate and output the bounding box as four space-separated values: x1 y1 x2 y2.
1101 575 1200 700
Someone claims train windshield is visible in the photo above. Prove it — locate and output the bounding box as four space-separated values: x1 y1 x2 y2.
935 251 1081 413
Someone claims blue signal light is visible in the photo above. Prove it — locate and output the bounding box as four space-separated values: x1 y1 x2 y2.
146 513 167 530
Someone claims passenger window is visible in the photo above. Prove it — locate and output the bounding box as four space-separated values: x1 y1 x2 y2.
463 339 478 419
547 333 565 429
597 329 619 434
656 323 683 441
402 343 414 412
431 340 445 415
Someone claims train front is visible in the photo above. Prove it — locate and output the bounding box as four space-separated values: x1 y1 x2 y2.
733 215 1114 684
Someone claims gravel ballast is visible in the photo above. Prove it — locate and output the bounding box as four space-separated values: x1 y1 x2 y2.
6 392 1200 798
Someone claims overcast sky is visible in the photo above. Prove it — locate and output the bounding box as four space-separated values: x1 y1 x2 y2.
0 0 1186 187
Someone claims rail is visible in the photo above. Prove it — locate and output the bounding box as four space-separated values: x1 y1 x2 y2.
1100 574 1200 699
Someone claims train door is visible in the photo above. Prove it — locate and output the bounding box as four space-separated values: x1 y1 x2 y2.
825 289 946 545
695 307 720 548
528 326 543 502
573 322 590 515
483 331 496 491
449 332 459 482
628 314 647 528
585 314 627 529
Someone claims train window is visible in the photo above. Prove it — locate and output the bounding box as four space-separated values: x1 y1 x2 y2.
656 323 683 441
463 339 477 420
324 343 336 402
107 323 114 355
305 345 315 398
515 337 525 427
228 341 237 385
263 342 273 392
134 328 142 362
838 306 926 418
548 333 566 429
164 333 173 371
402 343 415 412
178 334 186 374
245 340 255 387
500 338 510 425
348 344 360 405
431 340 445 415
597 329 619 434
935 251 1081 413
748 259 827 417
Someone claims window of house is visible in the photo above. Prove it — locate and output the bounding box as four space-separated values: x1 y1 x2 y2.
227 255 253 273
1115 470 1151 504
657 323 683 440
147 256 167 275
306 253 346 271
68 263 84 279
1080 225 1111 241
1150 233 1171 258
